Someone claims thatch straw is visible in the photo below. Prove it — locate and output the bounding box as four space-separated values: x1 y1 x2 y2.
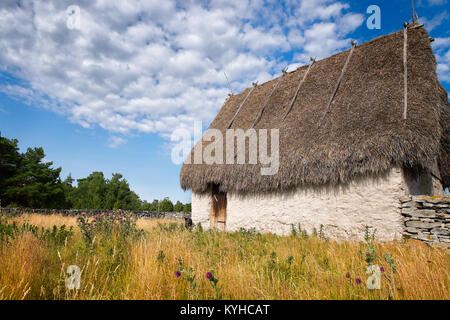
180 28 449 193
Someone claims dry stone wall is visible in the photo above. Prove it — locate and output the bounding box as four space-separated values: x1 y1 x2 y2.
401 195 450 245
0 208 191 221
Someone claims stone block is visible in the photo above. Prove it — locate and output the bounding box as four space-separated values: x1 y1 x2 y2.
401 207 419 215
431 228 449 236
411 196 426 202
417 232 438 241
405 220 441 229
401 202 418 209
421 196 450 204
399 196 412 203
404 227 419 234
414 209 437 218
421 202 438 208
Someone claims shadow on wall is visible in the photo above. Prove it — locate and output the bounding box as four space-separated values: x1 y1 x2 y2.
402 165 444 196
213 167 400 201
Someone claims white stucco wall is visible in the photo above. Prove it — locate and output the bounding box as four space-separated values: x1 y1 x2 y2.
192 167 418 241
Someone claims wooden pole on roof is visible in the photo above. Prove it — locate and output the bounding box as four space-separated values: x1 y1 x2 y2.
317 40 356 128
252 67 288 128
224 72 234 96
282 57 316 120
227 82 258 129
325 41 356 111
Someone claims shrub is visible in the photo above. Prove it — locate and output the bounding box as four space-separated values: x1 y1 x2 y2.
0 217 72 245
76 210 143 244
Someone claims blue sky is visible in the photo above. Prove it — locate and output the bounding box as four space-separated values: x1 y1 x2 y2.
0 0 449 203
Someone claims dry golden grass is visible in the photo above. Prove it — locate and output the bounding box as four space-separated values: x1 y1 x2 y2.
10 214 78 229
10 214 172 231
136 218 173 230
0 214 448 300
0 233 47 300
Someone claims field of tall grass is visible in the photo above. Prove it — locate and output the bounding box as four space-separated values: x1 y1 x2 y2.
0 212 448 300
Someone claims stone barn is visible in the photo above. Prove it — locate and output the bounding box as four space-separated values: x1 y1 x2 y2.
180 26 449 240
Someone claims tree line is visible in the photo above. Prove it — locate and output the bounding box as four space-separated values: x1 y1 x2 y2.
0 133 191 212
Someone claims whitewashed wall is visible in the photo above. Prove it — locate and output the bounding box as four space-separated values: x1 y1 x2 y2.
191 166 442 241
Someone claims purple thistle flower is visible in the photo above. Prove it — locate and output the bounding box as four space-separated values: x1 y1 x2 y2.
345 272 350 279
206 272 213 280
365 252 370 256
175 271 181 278
355 278 361 284
380 267 385 273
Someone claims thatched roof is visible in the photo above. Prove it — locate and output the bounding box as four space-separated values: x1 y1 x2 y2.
180 27 450 194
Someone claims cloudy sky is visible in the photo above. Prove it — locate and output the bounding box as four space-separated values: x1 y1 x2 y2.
0 0 449 202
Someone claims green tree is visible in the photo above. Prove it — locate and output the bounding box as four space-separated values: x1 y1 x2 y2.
0 134 179 211
71 172 141 210
0 140 65 208
149 199 159 211
174 201 183 212
159 197 173 212
116 178 141 210
104 173 122 209
0 134 21 204
62 174 75 208
183 203 192 212
72 172 107 209
141 200 151 211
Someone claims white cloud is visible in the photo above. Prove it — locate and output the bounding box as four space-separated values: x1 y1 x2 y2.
108 136 127 148
0 0 364 141
434 37 450 48
421 11 449 31
432 37 450 83
427 0 447 5
417 0 448 6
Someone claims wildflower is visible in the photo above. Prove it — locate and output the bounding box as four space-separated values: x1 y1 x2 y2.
380 267 385 273
346 272 350 279
175 271 181 278
355 278 361 284
365 252 370 256
206 272 213 281
76 217 80 221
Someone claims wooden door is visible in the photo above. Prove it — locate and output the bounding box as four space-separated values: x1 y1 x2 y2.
211 184 227 230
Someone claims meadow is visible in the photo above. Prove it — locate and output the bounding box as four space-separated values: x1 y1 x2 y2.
0 211 448 300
